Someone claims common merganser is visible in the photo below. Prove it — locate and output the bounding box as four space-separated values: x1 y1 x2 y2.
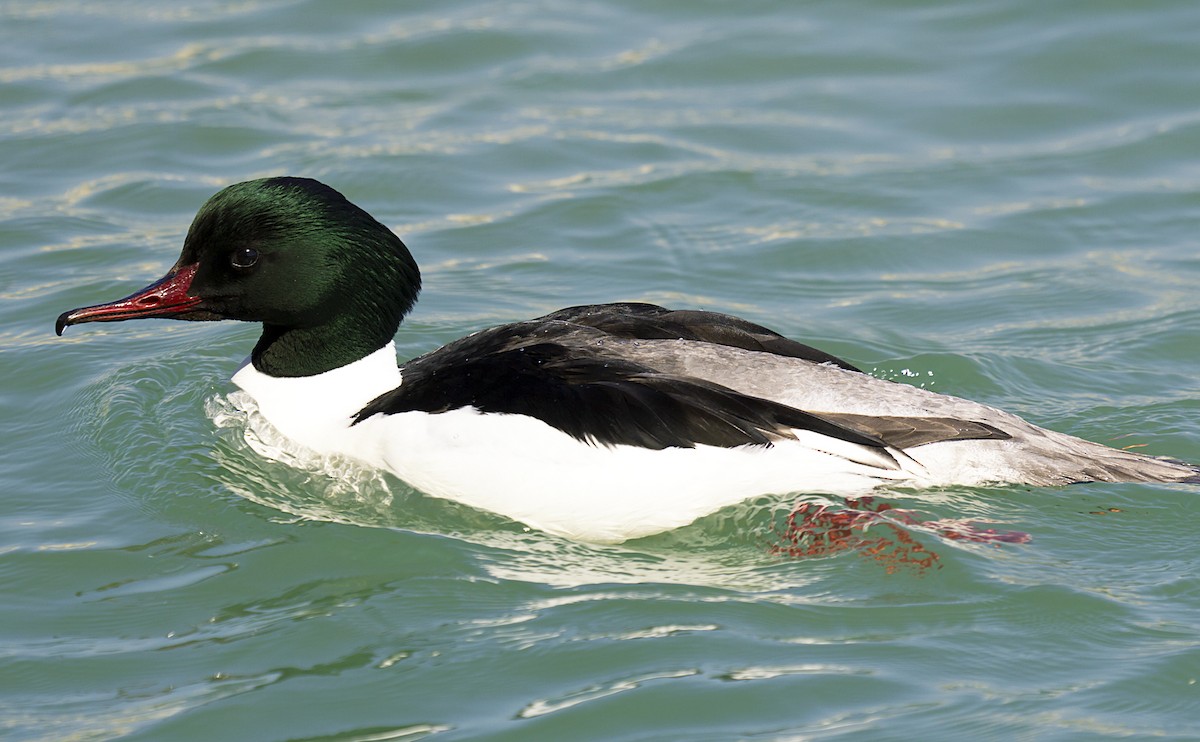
56 177 1199 542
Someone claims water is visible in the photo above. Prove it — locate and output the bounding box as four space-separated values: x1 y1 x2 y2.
4 0 1200 739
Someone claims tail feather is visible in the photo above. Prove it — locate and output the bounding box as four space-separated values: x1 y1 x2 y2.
898 422 1200 489
1010 432 1200 486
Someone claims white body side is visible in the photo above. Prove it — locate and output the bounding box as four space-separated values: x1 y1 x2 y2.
229 340 1193 542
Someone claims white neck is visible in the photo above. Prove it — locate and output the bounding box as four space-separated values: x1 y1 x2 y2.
230 341 402 454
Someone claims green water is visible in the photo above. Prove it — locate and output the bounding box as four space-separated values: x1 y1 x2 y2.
4 0 1200 739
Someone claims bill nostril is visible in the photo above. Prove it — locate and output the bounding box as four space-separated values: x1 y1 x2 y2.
137 295 162 307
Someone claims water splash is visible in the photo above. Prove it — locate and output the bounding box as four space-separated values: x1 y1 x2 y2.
204 392 397 525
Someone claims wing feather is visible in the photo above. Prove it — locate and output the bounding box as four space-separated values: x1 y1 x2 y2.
353 305 1010 461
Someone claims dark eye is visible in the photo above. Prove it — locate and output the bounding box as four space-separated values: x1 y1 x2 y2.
231 246 260 270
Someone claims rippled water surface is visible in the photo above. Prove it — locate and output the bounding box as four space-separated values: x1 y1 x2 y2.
5 1 1200 739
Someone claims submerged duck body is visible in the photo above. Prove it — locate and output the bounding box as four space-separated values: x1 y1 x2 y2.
57 177 1199 542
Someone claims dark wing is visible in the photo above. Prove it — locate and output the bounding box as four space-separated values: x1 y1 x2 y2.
356 331 891 453
355 305 1011 455
540 303 862 371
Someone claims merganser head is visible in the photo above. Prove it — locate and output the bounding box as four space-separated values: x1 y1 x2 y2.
56 177 420 377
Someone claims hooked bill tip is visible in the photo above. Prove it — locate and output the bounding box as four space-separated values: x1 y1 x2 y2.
55 311 72 336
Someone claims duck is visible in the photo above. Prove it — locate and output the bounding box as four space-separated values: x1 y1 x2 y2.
56 177 1199 542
